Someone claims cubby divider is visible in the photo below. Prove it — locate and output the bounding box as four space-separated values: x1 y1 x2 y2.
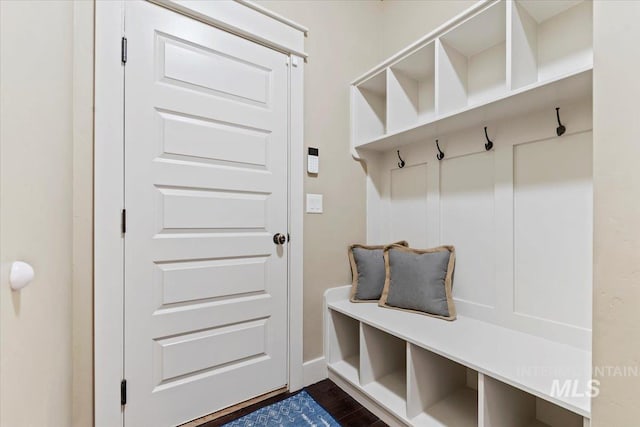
482 376 584 427
360 324 407 417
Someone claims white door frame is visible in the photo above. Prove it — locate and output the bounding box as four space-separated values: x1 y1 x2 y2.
94 2 306 426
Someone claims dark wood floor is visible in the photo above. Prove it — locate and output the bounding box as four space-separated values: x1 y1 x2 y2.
201 379 387 426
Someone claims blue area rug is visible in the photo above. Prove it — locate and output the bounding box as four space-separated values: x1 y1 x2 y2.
223 390 340 427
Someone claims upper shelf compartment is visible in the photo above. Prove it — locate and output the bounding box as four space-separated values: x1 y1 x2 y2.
510 0 593 90
353 70 387 145
438 1 507 113
387 43 436 132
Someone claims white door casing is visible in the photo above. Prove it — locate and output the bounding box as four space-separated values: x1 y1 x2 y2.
124 1 289 425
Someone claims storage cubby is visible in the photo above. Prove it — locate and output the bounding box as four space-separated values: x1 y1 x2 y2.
437 1 506 112
387 43 436 132
327 309 360 384
360 324 407 417
510 0 593 89
325 288 591 426
483 376 584 427
353 70 387 143
408 344 478 427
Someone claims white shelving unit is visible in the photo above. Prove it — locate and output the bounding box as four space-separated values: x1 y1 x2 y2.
350 0 592 152
325 286 591 427
340 1 594 425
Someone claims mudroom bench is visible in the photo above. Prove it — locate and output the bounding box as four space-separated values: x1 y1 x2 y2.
324 286 591 427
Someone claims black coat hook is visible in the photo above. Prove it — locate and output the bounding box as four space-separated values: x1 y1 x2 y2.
484 126 494 151
397 150 405 168
556 107 566 136
435 139 445 161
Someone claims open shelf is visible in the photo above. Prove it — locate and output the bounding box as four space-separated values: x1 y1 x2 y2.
353 70 387 144
357 66 591 150
360 323 407 417
327 309 360 384
510 0 592 90
483 376 584 427
408 344 478 427
387 43 436 132
326 290 591 418
437 1 507 112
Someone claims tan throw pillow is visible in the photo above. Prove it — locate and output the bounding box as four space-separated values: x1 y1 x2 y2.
379 244 456 320
348 241 409 302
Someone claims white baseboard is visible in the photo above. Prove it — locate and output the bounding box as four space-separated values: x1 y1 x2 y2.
302 356 327 387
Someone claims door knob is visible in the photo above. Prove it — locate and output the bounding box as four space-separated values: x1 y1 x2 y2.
273 233 286 245
10 261 35 291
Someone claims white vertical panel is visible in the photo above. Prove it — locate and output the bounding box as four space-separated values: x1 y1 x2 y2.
494 143 515 317
514 132 592 328
441 152 495 308
427 157 441 249
366 151 389 244
390 163 429 247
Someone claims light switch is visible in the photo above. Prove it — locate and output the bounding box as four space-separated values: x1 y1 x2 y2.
306 193 323 214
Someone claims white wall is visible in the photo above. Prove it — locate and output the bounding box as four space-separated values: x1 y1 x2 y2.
592 1 640 425
0 1 74 426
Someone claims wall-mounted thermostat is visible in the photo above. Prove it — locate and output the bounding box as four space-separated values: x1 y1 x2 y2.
307 147 319 174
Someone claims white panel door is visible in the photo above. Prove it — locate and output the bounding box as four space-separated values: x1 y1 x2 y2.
124 2 289 425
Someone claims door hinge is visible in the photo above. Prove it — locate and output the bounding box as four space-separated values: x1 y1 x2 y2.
121 379 127 405
121 209 127 234
121 37 127 64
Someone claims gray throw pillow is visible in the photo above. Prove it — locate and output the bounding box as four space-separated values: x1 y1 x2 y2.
348 241 408 302
379 245 456 320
